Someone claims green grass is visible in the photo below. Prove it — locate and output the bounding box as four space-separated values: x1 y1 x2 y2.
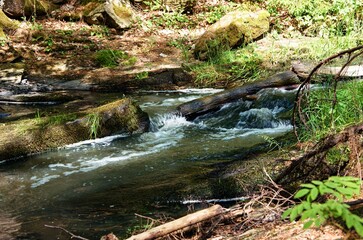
189 44 263 86
95 49 137 68
87 113 101 139
299 80 363 141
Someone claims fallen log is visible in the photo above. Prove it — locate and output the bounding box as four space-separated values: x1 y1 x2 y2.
292 61 363 79
177 71 300 119
125 204 226 240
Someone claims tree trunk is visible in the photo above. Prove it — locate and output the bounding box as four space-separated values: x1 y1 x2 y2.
177 70 300 119
0 9 19 38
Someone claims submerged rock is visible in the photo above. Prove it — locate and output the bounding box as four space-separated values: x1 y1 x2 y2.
0 98 150 162
194 10 270 60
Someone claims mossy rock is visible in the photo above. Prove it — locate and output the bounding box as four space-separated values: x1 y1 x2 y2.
0 10 19 38
194 10 270 60
84 0 134 29
24 0 58 16
0 98 150 162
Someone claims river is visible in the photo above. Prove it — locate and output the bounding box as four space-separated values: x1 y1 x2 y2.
0 87 296 239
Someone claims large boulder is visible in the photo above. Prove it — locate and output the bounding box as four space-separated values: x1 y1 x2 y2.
0 98 150 162
194 10 270 60
84 0 134 29
2 0 57 18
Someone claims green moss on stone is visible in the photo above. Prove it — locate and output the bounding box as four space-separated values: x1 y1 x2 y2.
0 98 149 162
112 3 132 20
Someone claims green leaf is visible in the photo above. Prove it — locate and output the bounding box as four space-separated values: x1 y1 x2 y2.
324 181 339 189
346 214 354 228
300 209 313 221
294 188 310 199
301 183 316 189
290 206 299 222
312 180 323 185
354 221 363 237
336 187 353 198
309 187 319 201
302 201 311 210
303 220 314 229
282 208 292 219
341 181 360 189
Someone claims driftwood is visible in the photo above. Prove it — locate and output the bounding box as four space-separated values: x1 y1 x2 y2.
125 204 226 240
292 61 363 79
177 71 300 119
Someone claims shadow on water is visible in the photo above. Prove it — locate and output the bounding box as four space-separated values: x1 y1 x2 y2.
0 88 296 239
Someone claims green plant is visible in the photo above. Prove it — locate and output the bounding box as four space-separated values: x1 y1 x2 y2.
44 37 54 52
135 71 148 80
267 0 363 37
95 49 130 68
30 17 43 31
90 25 110 38
167 38 191 61
190 44 262 86
143 0 163 11
87 113 101 139
300 80 363 141
282 176 363 236
151 12 194 29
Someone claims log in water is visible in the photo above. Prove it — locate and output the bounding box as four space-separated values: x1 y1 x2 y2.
177 71 300 119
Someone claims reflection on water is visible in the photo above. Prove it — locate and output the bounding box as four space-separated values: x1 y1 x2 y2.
0 88 296 239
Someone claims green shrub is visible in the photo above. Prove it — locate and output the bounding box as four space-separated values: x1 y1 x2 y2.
282 176 363 236
267 0 363 37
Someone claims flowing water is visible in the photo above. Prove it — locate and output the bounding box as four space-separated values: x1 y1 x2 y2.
0 88 296 239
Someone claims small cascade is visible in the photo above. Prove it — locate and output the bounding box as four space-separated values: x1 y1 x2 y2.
0 88 297 240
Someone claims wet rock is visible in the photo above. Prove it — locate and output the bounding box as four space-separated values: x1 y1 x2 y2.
194 10 270 60
84 0 134 29
0 98 150 161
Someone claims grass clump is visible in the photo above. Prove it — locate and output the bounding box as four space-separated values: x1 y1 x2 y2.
87 113 101 139
95 49 137 68
190 44 263 87
299 80 363 141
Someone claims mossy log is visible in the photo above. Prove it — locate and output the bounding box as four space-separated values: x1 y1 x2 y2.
0 98 149 162
177 71 300 119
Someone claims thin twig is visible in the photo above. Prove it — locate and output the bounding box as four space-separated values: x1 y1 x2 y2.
44 224 89 240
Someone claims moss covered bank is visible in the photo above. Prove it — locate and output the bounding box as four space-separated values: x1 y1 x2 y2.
0 98 149 162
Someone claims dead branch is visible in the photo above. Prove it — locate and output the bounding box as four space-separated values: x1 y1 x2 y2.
44 224 89 240
292 45 363 140
125 205 227 240
275 122 363 184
